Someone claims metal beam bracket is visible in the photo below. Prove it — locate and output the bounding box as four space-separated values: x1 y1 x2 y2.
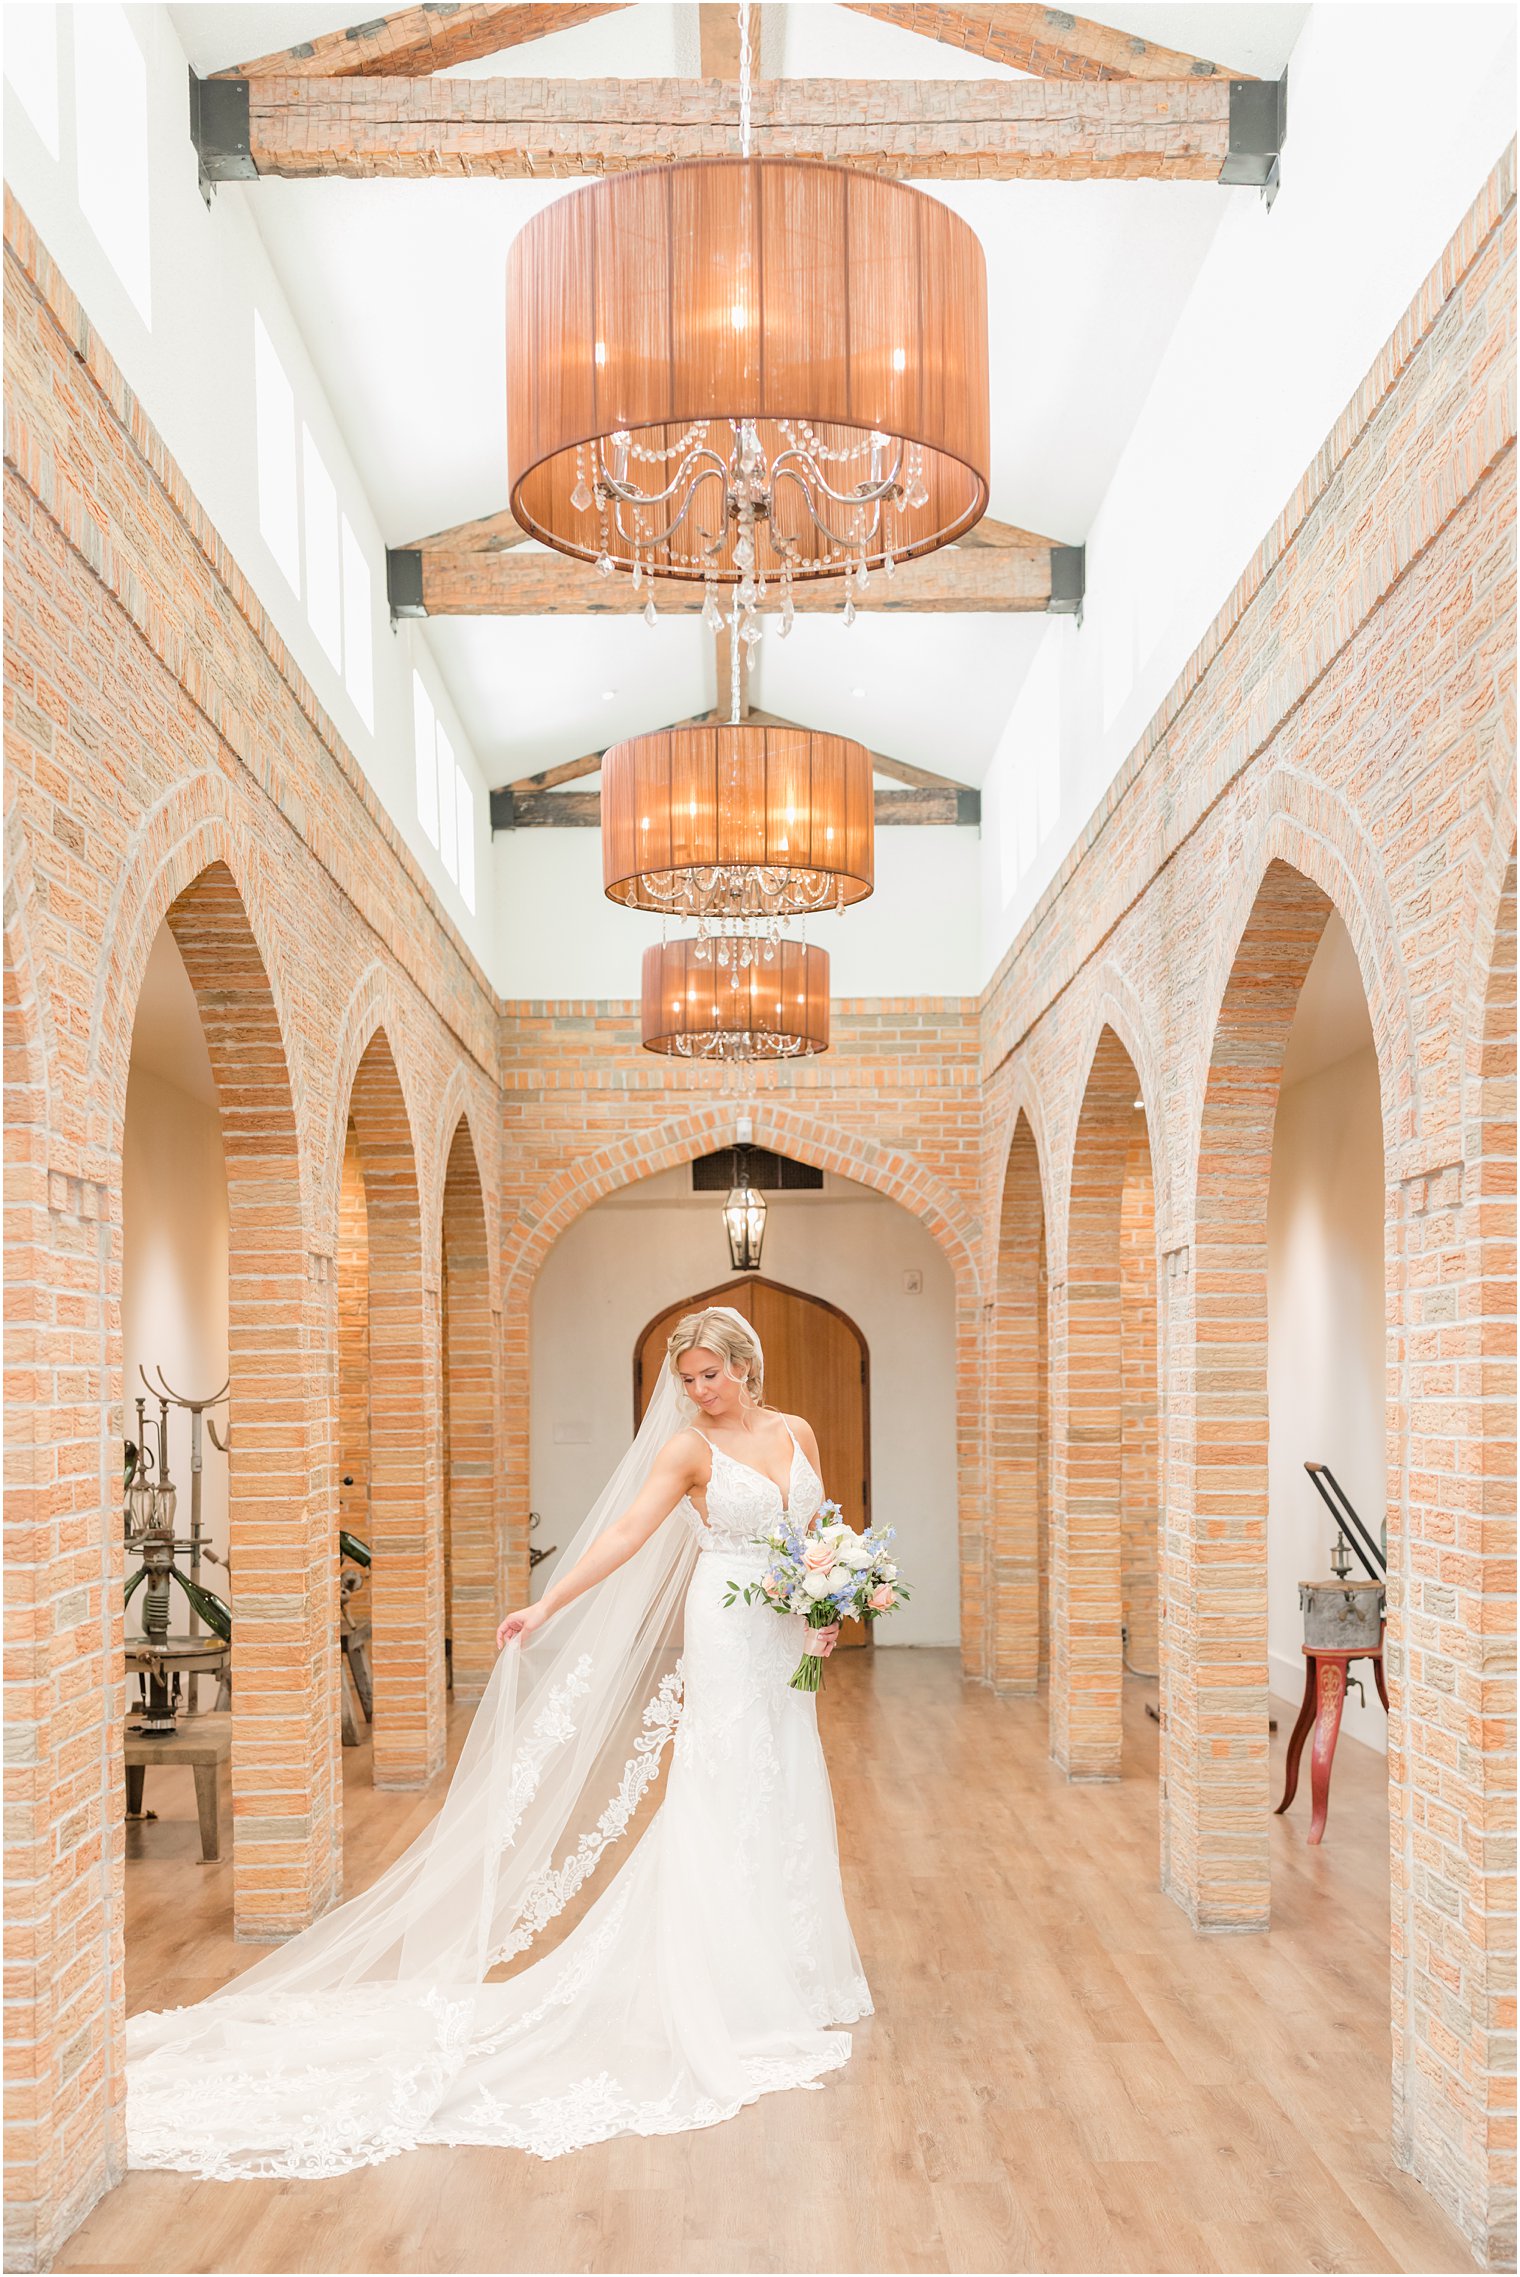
1047 544 1086 623
489 788 517 835
1222 72 1287 208
386 548 428 621
955 789 982 829
188 73 255 202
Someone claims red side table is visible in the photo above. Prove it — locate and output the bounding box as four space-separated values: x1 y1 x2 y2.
1275 1638 1388 1844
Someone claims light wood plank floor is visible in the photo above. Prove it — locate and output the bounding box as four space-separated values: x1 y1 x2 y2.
61 1653 1473 2275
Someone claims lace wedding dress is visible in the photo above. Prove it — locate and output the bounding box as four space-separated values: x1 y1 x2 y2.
125 1368 871 2179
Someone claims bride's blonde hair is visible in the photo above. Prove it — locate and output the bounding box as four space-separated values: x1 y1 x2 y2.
666 1309 765 1406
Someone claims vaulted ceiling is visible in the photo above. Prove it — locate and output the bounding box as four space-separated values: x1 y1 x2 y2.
169 1 1306 798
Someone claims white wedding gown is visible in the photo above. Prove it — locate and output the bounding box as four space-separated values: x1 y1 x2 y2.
125 1421 871 2177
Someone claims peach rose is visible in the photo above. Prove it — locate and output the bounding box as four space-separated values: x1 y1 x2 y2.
802 1540 837 1575
868 1583 895 1611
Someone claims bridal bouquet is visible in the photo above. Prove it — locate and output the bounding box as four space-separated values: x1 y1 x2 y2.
723 1501 909 1692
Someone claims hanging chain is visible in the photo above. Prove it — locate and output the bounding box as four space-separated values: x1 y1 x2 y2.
738 0 752 157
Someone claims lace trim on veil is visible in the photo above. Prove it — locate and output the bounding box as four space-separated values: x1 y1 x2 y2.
489 1662 685 1967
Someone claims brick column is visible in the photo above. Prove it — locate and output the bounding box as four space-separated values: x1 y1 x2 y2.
348 1031 445 1788
441 1118 497 1701
991 1112 1047 1689
168 869 340 1938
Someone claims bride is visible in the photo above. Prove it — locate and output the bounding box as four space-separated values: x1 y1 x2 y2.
125 1304 872 2178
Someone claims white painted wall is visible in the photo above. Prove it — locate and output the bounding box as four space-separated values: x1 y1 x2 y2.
981 1 1517 982
529 1166 961 1646
494 821 981 1000
1266 921 1387 1752
2 3 491 962
122 932 231 1638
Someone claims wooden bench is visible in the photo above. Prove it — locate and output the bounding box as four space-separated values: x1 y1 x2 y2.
124 1711 231 1863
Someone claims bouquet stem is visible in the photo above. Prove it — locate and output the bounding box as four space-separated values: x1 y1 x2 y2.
789 1652 825 1693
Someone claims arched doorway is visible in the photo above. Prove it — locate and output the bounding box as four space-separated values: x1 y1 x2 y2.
635 1276 871 1648
1178 858 1385 1933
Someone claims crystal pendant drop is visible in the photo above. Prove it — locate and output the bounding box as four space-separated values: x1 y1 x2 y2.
701 587 723 632
741 615 761 650
908 476 929 511
780 594 795 638
884 551 896 579
734 533 755 572
571 477 593 514
643 595 658 626
596 550 614 577
843 593 856 628
631 558 643 591
856 555 869 589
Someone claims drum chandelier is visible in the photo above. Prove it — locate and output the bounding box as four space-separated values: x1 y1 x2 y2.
602 723 874 963
505 0 990 657
641 938 830 1062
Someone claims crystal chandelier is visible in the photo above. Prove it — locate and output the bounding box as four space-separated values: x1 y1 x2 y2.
641 938 829 1062
602 724 874 961
506 0 989 657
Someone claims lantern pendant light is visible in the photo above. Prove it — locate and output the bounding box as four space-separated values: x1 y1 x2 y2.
506 0 990 655
723 1147 767 1272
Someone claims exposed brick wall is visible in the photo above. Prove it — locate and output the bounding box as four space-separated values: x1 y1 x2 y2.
980 151 1515 2265
2 193 505 2268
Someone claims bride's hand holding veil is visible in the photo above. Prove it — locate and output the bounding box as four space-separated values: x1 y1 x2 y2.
496 1429 704 1653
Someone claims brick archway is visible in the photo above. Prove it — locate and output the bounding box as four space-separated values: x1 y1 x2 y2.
440 1114 498 1702
991 1110 1048 1692
343 1028 443 1787
157 864 340 1931
1170 857 1346 1931
1052 1027 1158 1780
499 1105 984 1662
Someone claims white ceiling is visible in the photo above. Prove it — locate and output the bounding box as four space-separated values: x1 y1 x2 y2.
170 1 1308 789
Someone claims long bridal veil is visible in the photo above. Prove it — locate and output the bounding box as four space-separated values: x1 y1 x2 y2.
126 1318 727 2178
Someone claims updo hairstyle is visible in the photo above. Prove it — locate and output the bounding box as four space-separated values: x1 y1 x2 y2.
666 1309 765 1407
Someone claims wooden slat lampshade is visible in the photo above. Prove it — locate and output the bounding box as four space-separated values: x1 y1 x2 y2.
508 158 990 589
641 939 830 1060
603 726 874 917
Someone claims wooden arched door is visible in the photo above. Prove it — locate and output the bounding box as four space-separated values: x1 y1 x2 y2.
634 1277 871 1648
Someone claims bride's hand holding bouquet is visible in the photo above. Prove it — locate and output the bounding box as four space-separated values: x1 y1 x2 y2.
723 1501 909 1691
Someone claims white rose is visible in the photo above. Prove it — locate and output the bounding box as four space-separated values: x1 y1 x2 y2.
878 1560 898 1580
837 1536 872 1570
802 1568 836 1599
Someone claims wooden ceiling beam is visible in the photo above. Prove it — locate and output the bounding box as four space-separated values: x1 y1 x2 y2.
498 784 972 827
231 72 1240 182
404 503 531 554
698 3 747 83
389 533 1070 615
842 5 1247 82
219 4 628 81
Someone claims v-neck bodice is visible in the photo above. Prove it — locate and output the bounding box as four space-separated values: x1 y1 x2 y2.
683 1425 823 1554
